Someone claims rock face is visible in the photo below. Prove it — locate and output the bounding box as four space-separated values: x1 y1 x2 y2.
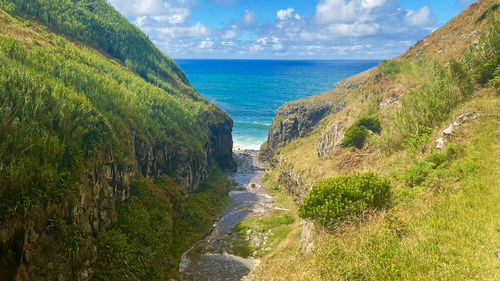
260 98 348 162
334 80 363 89
0 117 235 281
260 101 335 161
378 94 401 110
209 118 237 172
260 70 372 162
316 121 345 158
277 157 310 201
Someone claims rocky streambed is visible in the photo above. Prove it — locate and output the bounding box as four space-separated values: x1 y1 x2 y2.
180 149 275 281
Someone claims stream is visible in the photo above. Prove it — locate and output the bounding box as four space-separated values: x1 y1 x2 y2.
179 149 274 281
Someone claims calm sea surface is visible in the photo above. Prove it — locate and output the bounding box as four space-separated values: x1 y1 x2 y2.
175 59 379 149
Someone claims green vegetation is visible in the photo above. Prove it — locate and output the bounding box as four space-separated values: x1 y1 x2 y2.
476 3 499 23
248 3 500 280
342 126 368 148
0 3 227 221
379 59 401 77
45 215 89 259
390 59 474 150
355 116 382 134
342 117 382 148
384 10 499 151
474 54 500 86
63 224 86 258
299 173 391 226
0 0 193 93
0 3 233 279
401 145 458 187
230 211 295 258
468 9 500 88
94 178 174 280
94 166 232 280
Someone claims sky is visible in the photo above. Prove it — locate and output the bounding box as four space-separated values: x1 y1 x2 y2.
107 0 477 59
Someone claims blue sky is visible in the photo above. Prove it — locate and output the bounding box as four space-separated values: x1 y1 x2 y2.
107 0 476 59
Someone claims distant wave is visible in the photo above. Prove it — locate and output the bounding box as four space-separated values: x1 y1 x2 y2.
233 135 266 150
252 121 271 126
235 121 271 130
233 142 261 150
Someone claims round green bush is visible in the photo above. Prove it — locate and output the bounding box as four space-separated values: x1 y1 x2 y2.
342 125 368 148
355 117 382 134
299 172 391 226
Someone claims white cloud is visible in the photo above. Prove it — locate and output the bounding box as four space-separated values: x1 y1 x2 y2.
218 9 256 40
141 20 211 39
108 0 211 42
324 23 380 37
243 9 257 25
221 28 238 39
405 6 437 27
221 41 235 46
362 0 386 9
245 0 438 58
199 38 214 49
250 44 264 52
314 0 358 24
108 0 166 17
108 0 441 58
277 8 295 21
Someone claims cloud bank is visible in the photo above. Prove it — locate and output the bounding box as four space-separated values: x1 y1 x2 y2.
107 0 440 58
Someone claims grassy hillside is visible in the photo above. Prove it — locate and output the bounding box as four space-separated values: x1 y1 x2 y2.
0 1 234 280
0 5 215 220
250 0 500 280
0 0 193 94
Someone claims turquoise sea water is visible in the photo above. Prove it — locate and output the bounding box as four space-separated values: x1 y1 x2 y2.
176 60 379 149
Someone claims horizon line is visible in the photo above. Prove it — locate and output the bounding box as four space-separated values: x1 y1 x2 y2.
173 58 384 61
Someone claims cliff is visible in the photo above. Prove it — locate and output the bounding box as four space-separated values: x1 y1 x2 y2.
259 70 373 162
0 1 234 280
251 0 500 280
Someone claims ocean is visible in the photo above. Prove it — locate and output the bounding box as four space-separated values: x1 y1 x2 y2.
175 59 379 150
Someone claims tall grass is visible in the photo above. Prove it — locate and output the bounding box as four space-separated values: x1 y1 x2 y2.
393 60 473 146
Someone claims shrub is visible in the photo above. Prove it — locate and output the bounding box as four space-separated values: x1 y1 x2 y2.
379 60 401 77
404 145 457 187
299 172 391 226
342 126 368 149
488 65 500 89
63 224 86 258
355 117 382 134
342 117 382 148
475 55 500 86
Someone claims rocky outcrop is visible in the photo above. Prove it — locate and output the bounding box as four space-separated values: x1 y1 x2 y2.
334 80 363 89
436 112 481 150
316 121 344 158
378 94 402 110
300 219 315 253
277 157 310 201
209 118 237 172
260 99 347 162
259 70 373 162
261 101 333 158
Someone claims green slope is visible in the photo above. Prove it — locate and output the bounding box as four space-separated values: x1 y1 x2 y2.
245 1 500 280
0 1 234 280
1 0 192 92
